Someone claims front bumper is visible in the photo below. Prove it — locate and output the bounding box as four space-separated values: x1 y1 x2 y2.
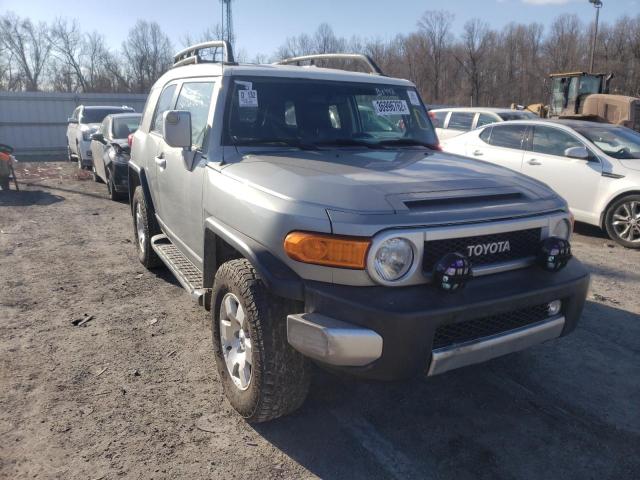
109 161 129 193
288 259 589 380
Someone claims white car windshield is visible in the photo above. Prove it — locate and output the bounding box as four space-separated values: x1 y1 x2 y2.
574 126 640 160
223 77 438 150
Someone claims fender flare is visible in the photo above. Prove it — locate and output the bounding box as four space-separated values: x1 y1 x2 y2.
204 217 304 302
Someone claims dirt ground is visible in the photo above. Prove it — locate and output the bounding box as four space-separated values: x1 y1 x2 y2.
1 161 639 480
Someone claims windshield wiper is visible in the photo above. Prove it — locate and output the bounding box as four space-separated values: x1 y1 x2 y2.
232 138 318 150
313 138 380 149
375 138 434 149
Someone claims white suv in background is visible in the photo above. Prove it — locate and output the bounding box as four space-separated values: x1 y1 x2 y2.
432 107 537 141
442 119 640 248
66 105 135 169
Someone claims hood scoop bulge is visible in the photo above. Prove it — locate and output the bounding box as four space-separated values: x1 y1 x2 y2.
391 187 530 213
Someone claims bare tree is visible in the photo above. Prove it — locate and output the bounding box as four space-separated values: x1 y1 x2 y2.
0 12 51 91
418 11 454 102
456 19 495 106
122 20 172 93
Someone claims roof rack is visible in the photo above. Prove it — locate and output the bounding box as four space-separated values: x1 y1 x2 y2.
173 40 235 68
275 53 384 76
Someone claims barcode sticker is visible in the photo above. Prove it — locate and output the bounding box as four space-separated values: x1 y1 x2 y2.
239 89 258 107
372 99 410 116
407 90 420 106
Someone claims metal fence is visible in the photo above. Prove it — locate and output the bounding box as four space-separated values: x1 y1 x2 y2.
0 91 148 159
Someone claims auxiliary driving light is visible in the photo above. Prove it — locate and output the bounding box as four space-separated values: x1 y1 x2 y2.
433 253 472 292
547 300 562 317
538 237 572 272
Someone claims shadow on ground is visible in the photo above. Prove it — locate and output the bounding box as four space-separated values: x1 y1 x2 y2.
574 222 608 240
254 301 640 480
0 189 65 207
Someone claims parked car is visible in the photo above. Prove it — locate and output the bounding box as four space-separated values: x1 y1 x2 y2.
90 113 142 200
66 105 135 169
128 41 589 423
442 119 640 247
431 107 537 141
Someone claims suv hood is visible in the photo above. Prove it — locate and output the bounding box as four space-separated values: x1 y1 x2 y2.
222 149 565 217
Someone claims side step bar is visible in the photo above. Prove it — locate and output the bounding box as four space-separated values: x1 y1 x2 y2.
150 234 210 306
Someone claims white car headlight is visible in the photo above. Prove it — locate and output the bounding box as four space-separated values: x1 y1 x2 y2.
373 237 414 282
553 219 572 240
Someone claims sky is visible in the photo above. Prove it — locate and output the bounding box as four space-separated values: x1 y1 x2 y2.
1 0 638 59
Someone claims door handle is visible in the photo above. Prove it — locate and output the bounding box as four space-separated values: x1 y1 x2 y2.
154 154 166 169
527 158 542 166
473 150 484 156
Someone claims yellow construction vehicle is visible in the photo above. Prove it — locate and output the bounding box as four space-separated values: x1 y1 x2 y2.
513 72 640 132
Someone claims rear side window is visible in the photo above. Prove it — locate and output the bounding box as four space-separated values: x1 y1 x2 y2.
488 124 527 150
477 113 496 127
532 126 584 157
151 84 177 133
479 126 492 144
175 82 215 149
431 111 447 128
447 112 475 131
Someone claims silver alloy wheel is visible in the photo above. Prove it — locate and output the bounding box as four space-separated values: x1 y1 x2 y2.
611 200 640 243
135 203 145 253
219 293 253 390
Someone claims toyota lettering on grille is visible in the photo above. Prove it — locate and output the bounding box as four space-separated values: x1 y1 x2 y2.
466 240 511 257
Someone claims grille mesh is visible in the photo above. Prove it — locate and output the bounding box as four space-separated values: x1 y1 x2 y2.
432 303 551 350
423 228 541 271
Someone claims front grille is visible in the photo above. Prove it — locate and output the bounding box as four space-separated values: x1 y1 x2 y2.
432 303 551 350
423 228 541 271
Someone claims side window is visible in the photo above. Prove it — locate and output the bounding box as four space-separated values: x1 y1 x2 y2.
447 112 475 131
532 126 584 157
479 126 492 144
476 113 496 128
174 81 215 149
151 84 177 133
489 125 527 150
431 111 447 128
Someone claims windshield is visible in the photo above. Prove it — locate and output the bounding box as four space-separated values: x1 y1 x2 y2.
223 77 437 149
112 116 141 139
498 111 537 121
574 125 640 160
82 108 132 124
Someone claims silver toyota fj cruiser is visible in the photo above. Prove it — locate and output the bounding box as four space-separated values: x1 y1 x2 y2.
128 41 590 423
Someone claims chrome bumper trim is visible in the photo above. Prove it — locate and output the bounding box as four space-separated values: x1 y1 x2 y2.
427 316 565 376
287 313 383 367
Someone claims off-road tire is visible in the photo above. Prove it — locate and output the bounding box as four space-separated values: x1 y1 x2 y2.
605 194 640 249
132 186 162 268
211 259 310 423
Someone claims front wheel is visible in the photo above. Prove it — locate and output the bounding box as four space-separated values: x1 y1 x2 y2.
604 195 640 248
211 259 310 423
132 186 162 268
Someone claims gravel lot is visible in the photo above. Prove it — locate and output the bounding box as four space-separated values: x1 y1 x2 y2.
1 161 639 479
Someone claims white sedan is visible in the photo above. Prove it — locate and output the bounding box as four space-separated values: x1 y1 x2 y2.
442 119 640 248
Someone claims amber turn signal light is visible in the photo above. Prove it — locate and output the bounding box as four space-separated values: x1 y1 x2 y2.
284 232 371 269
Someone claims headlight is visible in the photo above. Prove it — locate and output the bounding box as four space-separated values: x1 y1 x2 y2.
553 219 571 240
373 238 414 281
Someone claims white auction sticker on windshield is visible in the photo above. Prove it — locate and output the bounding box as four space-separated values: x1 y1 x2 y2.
238 89 258 107
372 99 410 116
407 90 420 106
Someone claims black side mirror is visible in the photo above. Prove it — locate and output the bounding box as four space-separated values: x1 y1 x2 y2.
68 117 78 124
91 132 105 143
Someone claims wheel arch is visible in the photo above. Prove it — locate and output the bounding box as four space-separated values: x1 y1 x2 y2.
128 164 155 215
600 189 640 228
203 217 304 303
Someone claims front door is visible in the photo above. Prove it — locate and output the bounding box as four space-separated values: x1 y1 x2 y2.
155 80 216 267
521 125 602 221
